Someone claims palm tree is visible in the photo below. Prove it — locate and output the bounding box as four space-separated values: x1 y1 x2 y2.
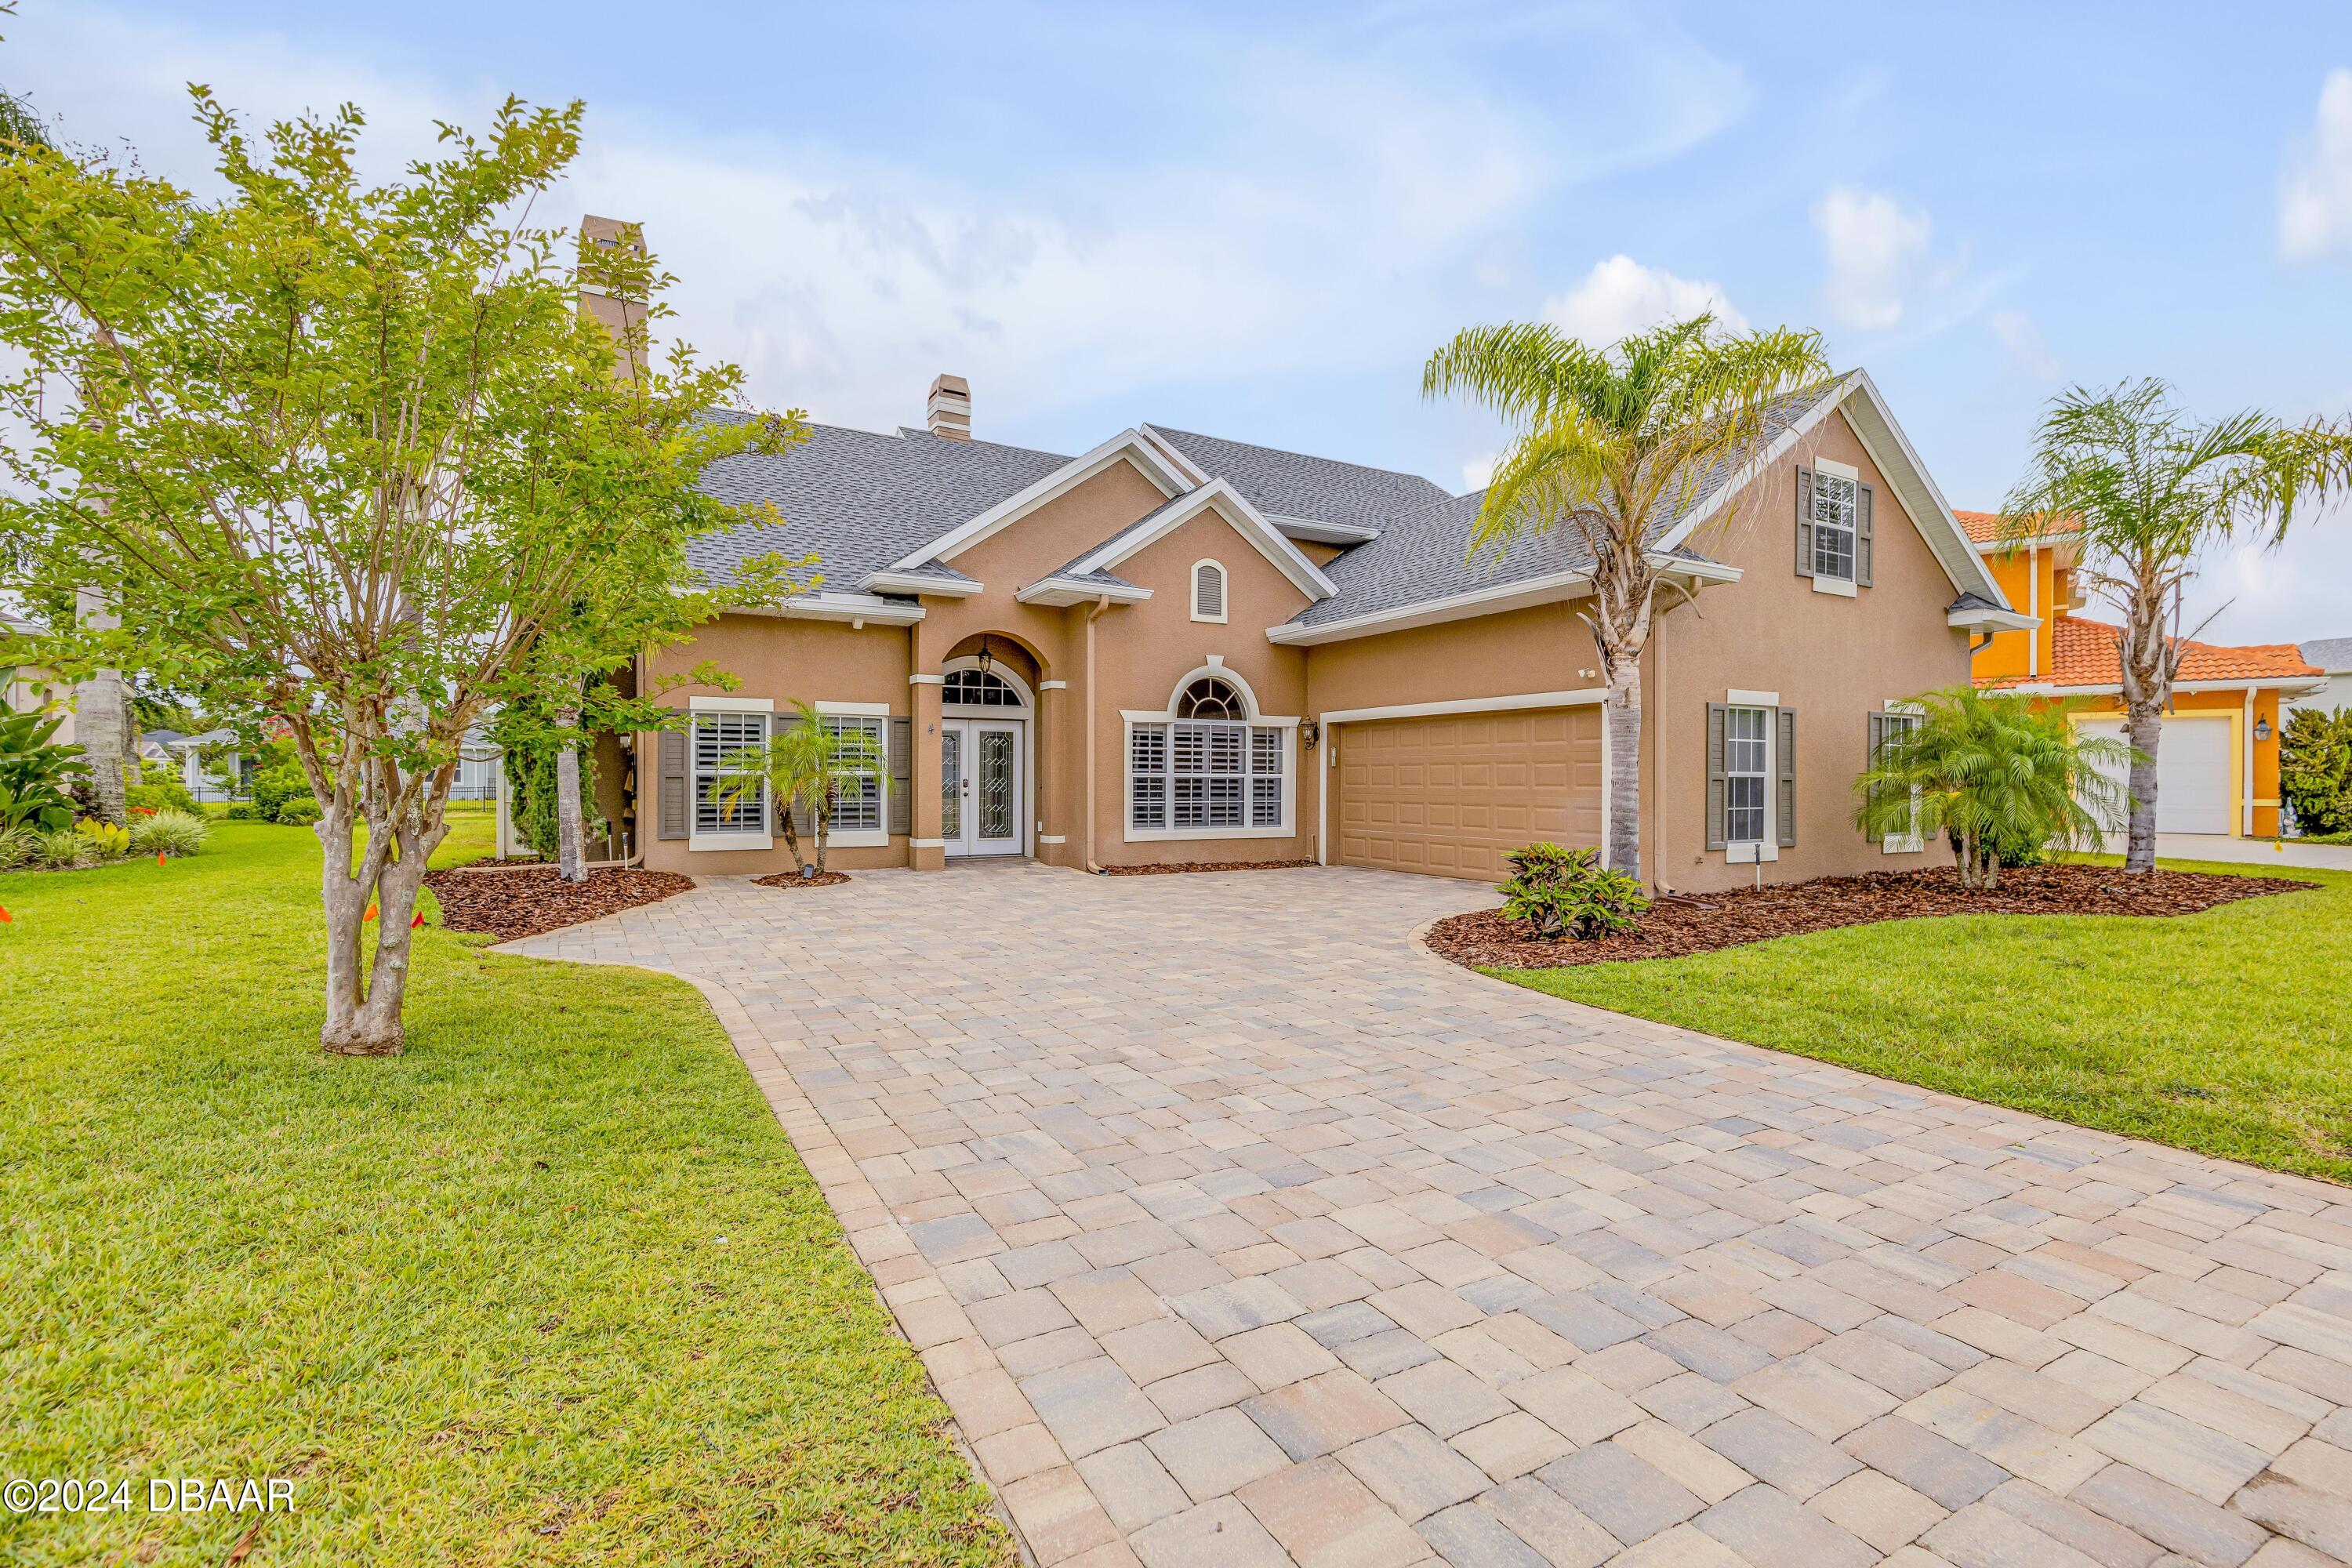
716 701 883 877
1424 314 1831 878
2001 379 2352 873
1853 686 2129 889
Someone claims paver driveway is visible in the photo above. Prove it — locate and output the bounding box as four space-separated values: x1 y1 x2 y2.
508 862 2352 1568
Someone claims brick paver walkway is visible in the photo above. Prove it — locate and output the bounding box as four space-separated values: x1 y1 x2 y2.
506 862 2352 1567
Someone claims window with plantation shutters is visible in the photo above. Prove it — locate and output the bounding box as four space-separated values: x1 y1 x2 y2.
1191 560 1228 623
1126 675 1290 836
819 715 886 833
691 711 766 835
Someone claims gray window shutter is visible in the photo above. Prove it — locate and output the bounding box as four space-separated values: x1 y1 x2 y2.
1776 706 1797 848
887 715 913 835
657 724 688 840
1864 711 1886 844
1794 466 1814 579
1704 702 1727 851
1857 482 1875 587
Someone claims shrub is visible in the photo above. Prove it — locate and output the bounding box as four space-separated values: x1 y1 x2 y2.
0 823 36 869
129 808 209 858
34 827 93 869
127 779 199 816
222 802 261 821
275 797 323 826
251 764 314 823
1984 820 2051 869
0 702 89 831
75 818 132 858
1497 842 1650 941
2281 707 2352 838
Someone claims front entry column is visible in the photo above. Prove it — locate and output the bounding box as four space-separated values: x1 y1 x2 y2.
909 673 946 870
1038 681 1070 867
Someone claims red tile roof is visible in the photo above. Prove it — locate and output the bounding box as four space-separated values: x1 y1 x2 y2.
1977 615 2324 690
1955 509 2082 545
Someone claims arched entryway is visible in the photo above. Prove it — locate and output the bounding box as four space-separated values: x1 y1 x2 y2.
939 654 1032 858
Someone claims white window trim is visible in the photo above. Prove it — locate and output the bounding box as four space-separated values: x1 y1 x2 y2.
1190 558 1229 624
1723 702 1779 864
1122 669 1298 842
1810 459 1860 590
1881 700 1925 855
688 704 774 851
808 707 891 842
939 655 1036 713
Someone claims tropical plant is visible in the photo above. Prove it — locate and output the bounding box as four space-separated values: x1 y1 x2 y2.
716 702 884 878
1496 841 1650 940
1999 380 2352 872
0 93 812 1052
1423 314 1831 877
129 808 209 857
1854 688 2130 889
0 822 35 868
2281 707 2352 839
0 702 87 830
33 826 92 869
74 817 131 858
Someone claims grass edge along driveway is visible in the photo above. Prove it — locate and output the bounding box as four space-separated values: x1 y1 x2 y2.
1488 858 2352 1186
0 824 1012 1567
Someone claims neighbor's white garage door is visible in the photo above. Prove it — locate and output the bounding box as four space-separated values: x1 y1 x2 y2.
2078 715 2233 835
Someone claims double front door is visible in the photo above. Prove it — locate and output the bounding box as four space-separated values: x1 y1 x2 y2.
941 717 1023 857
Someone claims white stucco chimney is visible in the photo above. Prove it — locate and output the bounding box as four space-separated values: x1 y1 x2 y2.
927 373 971 441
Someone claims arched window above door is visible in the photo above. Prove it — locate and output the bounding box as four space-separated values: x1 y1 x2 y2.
942 667 1027 708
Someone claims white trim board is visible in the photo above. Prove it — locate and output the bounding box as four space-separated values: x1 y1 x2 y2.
1318 688 1606 725
1070 479 1336 603
1264 551 1737 648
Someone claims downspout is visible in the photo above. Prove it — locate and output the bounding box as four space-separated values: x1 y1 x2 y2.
1083 595 1111 873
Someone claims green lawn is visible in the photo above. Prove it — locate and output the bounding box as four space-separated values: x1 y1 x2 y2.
0 826 1010 1566
1490 859 2352 1185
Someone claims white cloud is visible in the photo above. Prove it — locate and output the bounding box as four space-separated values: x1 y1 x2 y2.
1461 451 1497 491
1539 255 1747 347
2 5 1755 442
1987 308 2060 380
2281 68 2352 263
1813 186 1932 331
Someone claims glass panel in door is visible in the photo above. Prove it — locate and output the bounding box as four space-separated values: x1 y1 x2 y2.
978 727 1014 844
941 725 962 842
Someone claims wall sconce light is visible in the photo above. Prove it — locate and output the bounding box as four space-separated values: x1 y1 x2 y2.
2254 716 2271 741
1301 722 1320 750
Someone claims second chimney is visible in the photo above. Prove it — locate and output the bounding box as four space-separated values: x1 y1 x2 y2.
927 374 972 441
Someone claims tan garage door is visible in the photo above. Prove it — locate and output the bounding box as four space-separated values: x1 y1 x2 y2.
1335 706 1603 880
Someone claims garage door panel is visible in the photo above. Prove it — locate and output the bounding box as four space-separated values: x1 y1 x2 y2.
1337 706 1604 880
2078 717 2232 836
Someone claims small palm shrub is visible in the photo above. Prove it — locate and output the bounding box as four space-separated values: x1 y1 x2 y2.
1855 687 2127 890
0 823 37 869
1497 843 1650 941
129 808 209 858
34 827 93 869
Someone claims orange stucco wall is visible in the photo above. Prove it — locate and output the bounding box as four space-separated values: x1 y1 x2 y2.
2059 686 2292 838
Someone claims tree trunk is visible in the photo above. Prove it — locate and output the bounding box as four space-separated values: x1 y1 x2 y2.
779 791 809 877
2122 699 2161 875
554 703 587 883
317 806 381 1054
1602 662 1642 880
813 789 830 876
74 668 132 824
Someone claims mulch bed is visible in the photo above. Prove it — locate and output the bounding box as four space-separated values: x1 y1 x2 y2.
1428 862 2317 971
1104 859 1319 876
424 865 695 942
751 869 852 889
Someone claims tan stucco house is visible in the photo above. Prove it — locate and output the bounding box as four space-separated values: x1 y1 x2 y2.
619 371 2027 894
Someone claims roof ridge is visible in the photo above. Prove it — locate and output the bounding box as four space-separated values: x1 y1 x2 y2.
1148 423 1454 491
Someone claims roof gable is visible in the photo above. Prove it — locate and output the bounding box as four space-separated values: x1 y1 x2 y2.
895 430 1193 571
1059 480 1334 602
1144 423 1449 540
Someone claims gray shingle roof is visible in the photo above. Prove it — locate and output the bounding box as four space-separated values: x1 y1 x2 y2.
1149 426 1448 532
1042 494 1191 581
2300 637 2352 673
689 416 1072 592
1284 380 1844 628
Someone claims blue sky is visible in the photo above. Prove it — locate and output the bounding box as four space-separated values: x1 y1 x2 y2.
13 1 2352 642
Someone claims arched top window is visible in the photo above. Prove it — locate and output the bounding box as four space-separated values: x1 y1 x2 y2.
1175 676 1247 721
1191 560 1229 623
942 667 1025 708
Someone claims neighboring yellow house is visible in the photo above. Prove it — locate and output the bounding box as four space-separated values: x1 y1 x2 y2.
1958 511 2323 840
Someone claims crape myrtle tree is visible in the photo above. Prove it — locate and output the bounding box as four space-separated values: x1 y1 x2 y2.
0 91 810 1054
1423 314 1831 880
2000 379 2352 873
